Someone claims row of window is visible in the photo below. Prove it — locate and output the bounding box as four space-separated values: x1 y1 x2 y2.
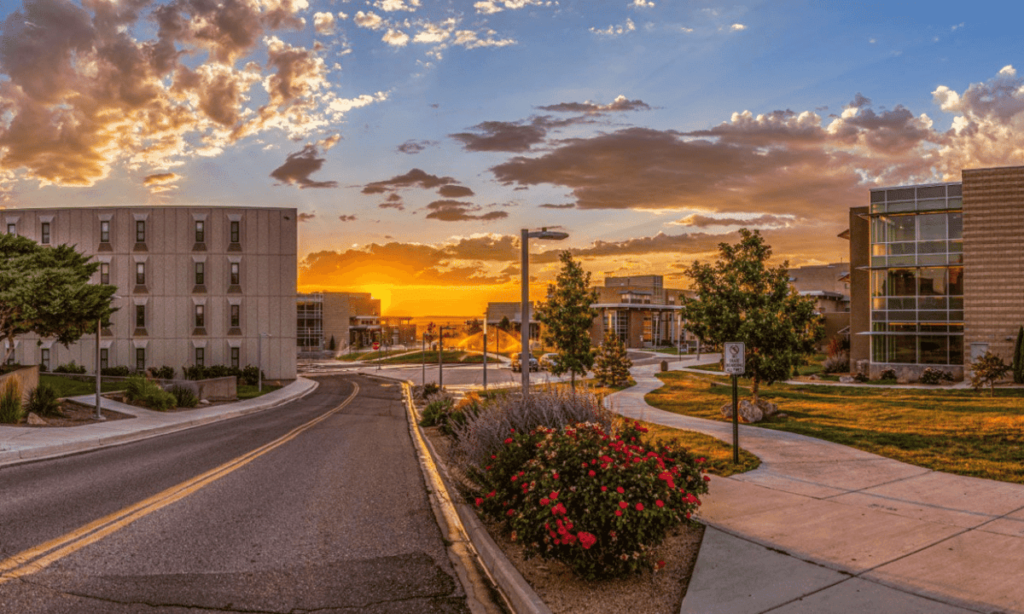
7 220 241 246
870 334 964 366
99 261 242 287
133 304 241 330
33 347 243 372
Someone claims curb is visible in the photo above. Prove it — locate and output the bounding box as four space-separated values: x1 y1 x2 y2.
386 373 551 614
0 378 320 468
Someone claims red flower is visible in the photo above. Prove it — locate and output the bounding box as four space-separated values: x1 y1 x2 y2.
600 486 608 492
578 532 597 550
656 560 666 569
487 491 495 498
504 437 513 444
507 509 515 516
703 475 711 482
615 510 623 517
550 491 559 500
511 475 518 482
619 501 628 509
588 470 596 477
655 499 664 508
475 498 483 507
540 498 550 506
616 486 625 494
553 473 559 480
635 503 644 511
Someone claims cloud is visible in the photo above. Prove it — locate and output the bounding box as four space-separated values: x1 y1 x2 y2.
451 120 548 152
539 203 575 209
438 185 476 198
270 143 338 188
425 200 509 222
143 172 179 187
452 29 516 48
313 12 336 34
474 0 546 15
730 23 747 31
374 0 421 12
297 212 316 222
672 214 795 229
397 139 437 154
362 168 463 194
538 95 651 114
382 28 410 47
631 0 655 7
591 19 636 37
378 193 405 209
339 214 357 221
354 11 385 30
413 18 456 43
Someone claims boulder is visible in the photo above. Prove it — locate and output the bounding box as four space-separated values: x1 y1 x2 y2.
27 412 47 426
839 375 855 383
755 399 779 418
720 400 764 423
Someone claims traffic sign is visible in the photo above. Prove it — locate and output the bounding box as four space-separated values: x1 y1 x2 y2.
724 342 745 374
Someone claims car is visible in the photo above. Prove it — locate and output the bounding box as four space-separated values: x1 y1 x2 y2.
539 353 561 371
510 355 539 372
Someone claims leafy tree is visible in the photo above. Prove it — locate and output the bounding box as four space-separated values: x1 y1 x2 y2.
593 333 632 387
535 251 599 389
1013 326 1024 385
0 234 117 366
971 351 1011 395
681 229 823 404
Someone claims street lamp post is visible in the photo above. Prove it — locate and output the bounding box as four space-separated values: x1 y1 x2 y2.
258 332 271 392
520 228 569 396
95 294 121 421
482 316 488 391
422 333 428 385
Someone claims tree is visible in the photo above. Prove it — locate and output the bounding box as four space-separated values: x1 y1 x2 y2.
971 351 1011 395
1 234 117 366
1013 326 1024 385
681 229 823 404
498 316 510 332
535 251 599 389
593 333 632 388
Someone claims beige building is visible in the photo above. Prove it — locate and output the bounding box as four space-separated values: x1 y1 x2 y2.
589 276 695 349
788 262 851 346
296 292 382 352
3 206 297 380
485 302 540 341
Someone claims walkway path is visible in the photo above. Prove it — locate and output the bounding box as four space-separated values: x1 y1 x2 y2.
605 361 1024 614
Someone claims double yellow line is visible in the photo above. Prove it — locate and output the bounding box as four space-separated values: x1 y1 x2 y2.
0 382 359 585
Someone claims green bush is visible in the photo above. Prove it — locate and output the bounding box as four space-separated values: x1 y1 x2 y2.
123 375 176 411
473 421 709 580
150 365 175 380
878 368 897 382
54 361 87 374
970 351 1011 395
240 365 262 386
167 384 199 408
419 393 455 428
0 377 23 424
101 366 130 377
26 383 61 417
920 367 954 385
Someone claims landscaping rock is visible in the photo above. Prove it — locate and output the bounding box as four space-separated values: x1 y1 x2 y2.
720 400 763 423
199 399 210 405
839 375 855 383
808 374 819 381
755 399 778 418
27 412 47 426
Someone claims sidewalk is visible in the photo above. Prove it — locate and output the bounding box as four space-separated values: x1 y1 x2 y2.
0 377 318 468
605 362 1024 614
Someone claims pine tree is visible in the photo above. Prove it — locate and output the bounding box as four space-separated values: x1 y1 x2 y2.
1013 326 1024 385
594 333 632 387
535 252 600 389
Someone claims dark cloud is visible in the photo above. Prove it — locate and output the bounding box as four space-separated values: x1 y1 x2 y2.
270 144 338 189
539 203 575 209
378 193 405 210
538 96 651 114
676 214 794 228
450 120 548 152
143 172 178 186
440 235 518 261
438 184 475 198
297 212 316 222
339 214 357 222
849 93 872 108
425 200 509 222
397 139 437 154
362 168 461 194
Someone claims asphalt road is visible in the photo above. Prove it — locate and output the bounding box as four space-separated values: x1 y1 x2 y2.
0 374 472 613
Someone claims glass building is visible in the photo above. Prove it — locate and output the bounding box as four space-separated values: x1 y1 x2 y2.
867 182 964 368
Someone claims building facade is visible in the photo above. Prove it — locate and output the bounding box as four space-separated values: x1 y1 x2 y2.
788 262 851 347
3 206 298 380
588 276 695 349
295 292 382 352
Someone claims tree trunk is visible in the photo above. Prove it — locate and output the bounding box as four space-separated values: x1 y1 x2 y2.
570 371 576 392
751 375 760 405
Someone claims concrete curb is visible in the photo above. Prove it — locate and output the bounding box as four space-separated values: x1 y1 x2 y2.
384 372 551 614
0 378 319 468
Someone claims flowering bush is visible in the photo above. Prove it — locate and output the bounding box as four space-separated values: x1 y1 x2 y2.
473 420 709 580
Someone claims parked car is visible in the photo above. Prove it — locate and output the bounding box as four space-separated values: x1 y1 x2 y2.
539 353 561 371
510 355 539 372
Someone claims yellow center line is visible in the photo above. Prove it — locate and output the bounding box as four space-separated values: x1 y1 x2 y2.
0 382 359 585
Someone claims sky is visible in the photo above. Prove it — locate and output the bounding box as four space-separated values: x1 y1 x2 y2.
0 0 1022 316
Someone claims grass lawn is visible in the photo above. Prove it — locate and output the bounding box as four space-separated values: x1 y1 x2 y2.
41 374 128 397
375 350 471 364
627 418 760 478
237 384 281 400
646 372 1024 483
336 349 403 361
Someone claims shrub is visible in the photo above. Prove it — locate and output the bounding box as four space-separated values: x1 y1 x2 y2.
239 365 263 386
821 351 850 374
920 367 954 385
593 335 632 388
419 392 456 428
853 371 869 383
167 383 199 408
421 382 441 398
451 388 612 474
54 361 87 374
970 351 1011 395
878 368 897 382
101 366 130 377
149 365 175 380
473 421 709 580
26 383 61 417
0 377 23 424
181 364 206 380
123 375 176 411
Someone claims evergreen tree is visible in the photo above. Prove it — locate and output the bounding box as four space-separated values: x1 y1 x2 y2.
535 251 600 389
1 234 117 366
498 316 511 332
681 229 824 404
593 333 632 388
1013 326 1024 385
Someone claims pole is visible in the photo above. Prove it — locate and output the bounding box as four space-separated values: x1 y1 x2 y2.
521 228 530 395
94 318 104 421
483 331 488 391
438 327 444 389
732 374 739 464
421 334 426 385
257 333 262 392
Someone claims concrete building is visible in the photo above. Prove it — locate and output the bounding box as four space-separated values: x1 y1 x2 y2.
588 276 695 349
295 292 381 352
485 302 540 341
788 262 851 346
3 206 298 380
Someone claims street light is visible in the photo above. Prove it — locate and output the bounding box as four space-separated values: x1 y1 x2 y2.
95 294 121 421
521 227 569 396
258 332 271 392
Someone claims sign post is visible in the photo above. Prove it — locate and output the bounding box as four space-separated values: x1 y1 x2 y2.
723 342 745 464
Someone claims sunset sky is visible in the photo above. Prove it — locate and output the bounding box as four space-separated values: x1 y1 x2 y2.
1 0 1022 316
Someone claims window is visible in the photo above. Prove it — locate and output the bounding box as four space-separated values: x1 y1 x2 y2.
6 223 16 235
230 221 240 244
195 347 204 367
136 304 146 328
136 220 146 243
40 348 50 372
41 222 50 244
136 347 145 372
230 304 240 328
100 220 110 243
100 348 109 370
195 262 204 286
230 262 240 285
231 347 240 369
195 304 205 328
195 220 205 243
136 262 145 286
100 263 110 285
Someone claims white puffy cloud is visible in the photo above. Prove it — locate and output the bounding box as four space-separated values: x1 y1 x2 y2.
414 19 456 43
354 11 385 30
453 29 516 49
730 23 746 31
313 12 336 34
474 0 546 15
374 0 421 12
631 0 655 7
382 28 410 47
590 19 636 37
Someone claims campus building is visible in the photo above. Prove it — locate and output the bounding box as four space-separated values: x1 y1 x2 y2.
295 291 383 353
3 207 298 380
485 302 540 342
788 262 851 347
588 276 695 349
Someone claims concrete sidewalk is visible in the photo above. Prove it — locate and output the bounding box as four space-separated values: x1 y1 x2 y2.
605 363 1024 614
0 377 318 468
